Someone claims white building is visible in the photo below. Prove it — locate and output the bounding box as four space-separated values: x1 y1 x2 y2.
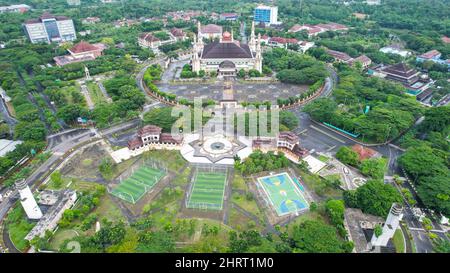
380 45 412 58
370 203 403 247
191 22 262 77
198 23 223 40
23 12 76 44
0 4 30 13
253 4 280 26
16 179 43 220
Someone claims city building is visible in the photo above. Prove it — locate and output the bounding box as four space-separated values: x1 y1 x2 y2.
416 50 450 70
326 49 353 63
366 0 381 5
127 125 183 151
138 33 161 49
0 139 22 157
351 144 380 161
23 12 76 44
170 28 186 41
348 55 372 69
252 132 309 163
198 23 223 40
219 13 239 21
368 63 434 96
53 41 106 66
379 44 411 58
288 22 348 38
191 22 262 77
441 36 450 44
15 179 43 220
82 17 101 24
25 190 77 242
0 4 31 13
253 4 280 26
66 0 81 5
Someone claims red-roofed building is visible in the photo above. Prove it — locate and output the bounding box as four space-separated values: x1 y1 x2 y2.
442 36 450 44
326 49 353 63
199 24 223 39
138 32 161 49
128 125 183 151
349 55 372 69
352 144 380 161
53 41 106 66
170 28 186 41
268 37 298 47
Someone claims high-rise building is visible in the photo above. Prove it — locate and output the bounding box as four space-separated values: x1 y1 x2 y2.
253 5 280 26
15 179 43 220
23 12 76 44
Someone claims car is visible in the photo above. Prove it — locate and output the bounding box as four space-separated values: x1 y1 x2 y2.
343 167 349 174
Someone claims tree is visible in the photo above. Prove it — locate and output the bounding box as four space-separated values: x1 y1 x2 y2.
420 106 450 134
143 107 179 132
291 220 348 253
399 144 448 180
279 111 299 130
336 146 359 167
344 180 402 217
57 104 89 124
50 171 64 188
433 238 450 253
99 158 116 180
360 158 387 180
417 175 450 217
374 224 383 237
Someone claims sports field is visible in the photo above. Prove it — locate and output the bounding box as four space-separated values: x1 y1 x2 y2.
257 172 308 216
186 171 227 210
111 166 165 204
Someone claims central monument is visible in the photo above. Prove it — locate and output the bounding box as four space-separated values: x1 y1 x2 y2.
191 21 262 78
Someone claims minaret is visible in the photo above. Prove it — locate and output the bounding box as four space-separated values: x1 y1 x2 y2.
254 33 262 73
16 179 43 220
192 34 201 73
370 203 403 248
197 21 202 40
248 21 256 52
231 29 234 42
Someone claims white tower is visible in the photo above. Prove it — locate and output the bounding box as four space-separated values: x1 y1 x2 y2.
192 34 201 73
16 179 43 220
84 66 91 81
254 33 262 73
248 21 256 52
371 203 403 247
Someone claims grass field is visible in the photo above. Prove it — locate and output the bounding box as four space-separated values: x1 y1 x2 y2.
111 166 165 204
186 172 227 210
258 172 308 216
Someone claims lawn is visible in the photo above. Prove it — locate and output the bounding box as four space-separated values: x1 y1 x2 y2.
231 173 247 191
393 228 405 253
318 154 330 163
87 82 107 104
298 170 343 199
5 205 35 252
187 172 227 210
231 192 265 224
142 150 186 172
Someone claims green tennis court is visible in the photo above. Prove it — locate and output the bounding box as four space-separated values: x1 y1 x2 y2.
257 172 308 216
186 172 227 210
111 166 165 204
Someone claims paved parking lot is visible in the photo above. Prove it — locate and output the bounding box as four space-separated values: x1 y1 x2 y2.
157 60 309 103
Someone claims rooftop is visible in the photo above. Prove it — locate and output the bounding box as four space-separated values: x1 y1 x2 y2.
352 144 378 160
326 49 352 62
138 125 162 136
69 41 101 54
139 32 160 43
418 50 441 59
201 41 252 59
200 24 223 34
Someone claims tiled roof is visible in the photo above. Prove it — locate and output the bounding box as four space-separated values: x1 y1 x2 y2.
138 125 162 136
382 63 418 78
278 131 299 144
419 50 441 59
160 133 182 144
326 49 352 62
69 41 100 53
201 41 252 59
201 24 222 34
442 36 450 44
128 137 143 149
269 37 298 44
352 144 377 160
170 28 184 37
139 33 160 42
